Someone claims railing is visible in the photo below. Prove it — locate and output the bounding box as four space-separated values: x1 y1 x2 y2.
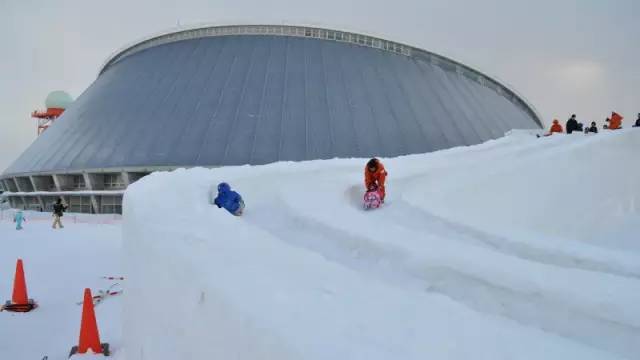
101 24 413 74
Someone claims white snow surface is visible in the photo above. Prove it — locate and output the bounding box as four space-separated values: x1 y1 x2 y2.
123 129 640 360
0 213 122 359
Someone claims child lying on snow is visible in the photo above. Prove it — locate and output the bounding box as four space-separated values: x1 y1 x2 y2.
213 182 245 216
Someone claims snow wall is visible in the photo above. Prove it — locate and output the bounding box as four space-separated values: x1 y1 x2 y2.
122 129 640 359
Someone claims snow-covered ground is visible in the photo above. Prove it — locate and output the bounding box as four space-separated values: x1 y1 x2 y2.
121 129 640 359
1 129 637 359
0 214 122 359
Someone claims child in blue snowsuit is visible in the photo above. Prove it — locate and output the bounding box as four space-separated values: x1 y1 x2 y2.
13 210 25 230
213 183 245 216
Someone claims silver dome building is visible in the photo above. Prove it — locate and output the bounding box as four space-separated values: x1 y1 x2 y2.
0 24 542 214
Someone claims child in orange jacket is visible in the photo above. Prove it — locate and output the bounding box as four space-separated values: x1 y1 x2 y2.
606 112 623 130
546 119 563 135
365 158 387 201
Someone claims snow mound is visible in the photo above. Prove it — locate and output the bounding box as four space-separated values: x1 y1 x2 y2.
409 129 640 250
123 129 640 360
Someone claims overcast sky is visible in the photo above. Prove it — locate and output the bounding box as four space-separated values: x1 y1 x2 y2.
1 0 638 172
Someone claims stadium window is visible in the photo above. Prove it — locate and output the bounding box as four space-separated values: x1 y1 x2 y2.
43 197 57 212
104 174 125 189
26 197 40 211
70 196 91 213
328 31 335 40
101 196 122 214
73 175 85 190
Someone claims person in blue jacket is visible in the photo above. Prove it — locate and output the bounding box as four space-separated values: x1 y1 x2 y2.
213 182 245 216
13 209 26 230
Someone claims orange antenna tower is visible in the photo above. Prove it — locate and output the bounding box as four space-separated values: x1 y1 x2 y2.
31 90 73 135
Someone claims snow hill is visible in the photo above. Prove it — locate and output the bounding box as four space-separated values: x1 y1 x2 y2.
123 129 640 360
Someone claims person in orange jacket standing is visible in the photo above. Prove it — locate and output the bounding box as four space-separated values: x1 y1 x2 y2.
365 158 387 202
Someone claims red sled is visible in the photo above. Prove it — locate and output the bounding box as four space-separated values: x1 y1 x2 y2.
363 189 383 210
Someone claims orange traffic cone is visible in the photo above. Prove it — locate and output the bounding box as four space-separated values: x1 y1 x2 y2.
69 288 110 357
1 259 37 312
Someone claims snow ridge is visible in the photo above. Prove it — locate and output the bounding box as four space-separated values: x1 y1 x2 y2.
123 129 640 360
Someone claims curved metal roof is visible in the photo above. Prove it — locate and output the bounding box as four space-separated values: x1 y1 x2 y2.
3 26 541 177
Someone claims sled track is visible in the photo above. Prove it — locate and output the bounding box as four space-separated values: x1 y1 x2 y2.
388 193 640 280
250 199 640 359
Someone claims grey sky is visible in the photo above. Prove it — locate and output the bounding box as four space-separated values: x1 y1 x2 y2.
1 0 638 172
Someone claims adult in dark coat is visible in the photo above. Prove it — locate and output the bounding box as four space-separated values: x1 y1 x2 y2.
566 114 579 134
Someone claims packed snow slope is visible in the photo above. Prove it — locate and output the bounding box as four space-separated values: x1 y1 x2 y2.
123 129 640 360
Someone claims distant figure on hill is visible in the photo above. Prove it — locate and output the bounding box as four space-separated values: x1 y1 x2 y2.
52 198 67 229
634 113 640 128
584 121 598 134
544 119 563 136
13 209 26 230
604 112 623 130
213 182 245 216
365 158 387 202
566 114 581 134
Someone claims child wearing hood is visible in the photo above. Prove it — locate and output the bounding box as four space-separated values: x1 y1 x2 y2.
13 209 26 230
213 182 245 216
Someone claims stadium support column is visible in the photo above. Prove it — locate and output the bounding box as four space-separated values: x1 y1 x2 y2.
28 176 45 211
14 179 26 210
121 171 131 187
52 174 62 192
13 177 24 193
82 173 100 214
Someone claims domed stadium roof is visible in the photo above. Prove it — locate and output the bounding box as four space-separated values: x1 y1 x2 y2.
3 25 541 177
44 90 73 109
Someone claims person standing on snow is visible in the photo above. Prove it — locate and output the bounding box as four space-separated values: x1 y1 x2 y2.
365 158 388 202
566 114 580 134
13 209 26 230
52 198 67 229
634 113 640 128
213 182 245 216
